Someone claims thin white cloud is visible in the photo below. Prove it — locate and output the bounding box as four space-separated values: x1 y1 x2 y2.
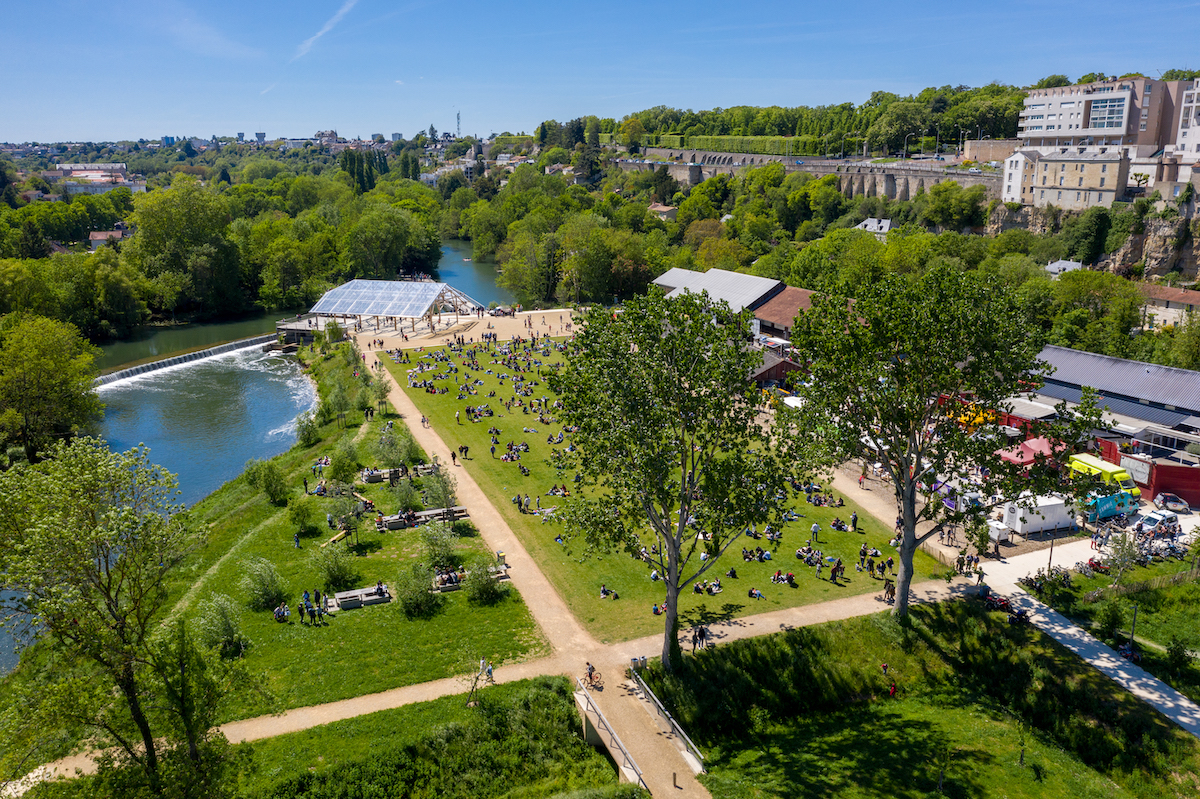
261 83 278 95
293 0 359 61
395 80 404 85
166 14 261 60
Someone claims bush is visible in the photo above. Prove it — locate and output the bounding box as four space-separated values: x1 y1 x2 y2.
395 563 443 619
326 438 359 483
389 480 423 512
1167 635 1193 674
309 544 360 592
194 593 251 659
422 520 458 569
1096 600 1125 642
241 556 289 611
423 469 457 511
295 410 320 447
375 428 418 468
288 496 318 535
245 458 289 505
464 557 507 605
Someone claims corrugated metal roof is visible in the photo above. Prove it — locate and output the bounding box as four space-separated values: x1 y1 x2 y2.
1039 345 1200 415
651 268 705 293
1033 381 1190 427
663 268 784 312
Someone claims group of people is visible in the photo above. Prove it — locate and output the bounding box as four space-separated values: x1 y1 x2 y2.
742 545 773 562
275 589 327 625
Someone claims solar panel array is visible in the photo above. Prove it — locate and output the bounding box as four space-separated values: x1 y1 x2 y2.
309 279 448 318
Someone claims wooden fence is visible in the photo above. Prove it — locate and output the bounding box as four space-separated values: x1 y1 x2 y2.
1083 563 1200 603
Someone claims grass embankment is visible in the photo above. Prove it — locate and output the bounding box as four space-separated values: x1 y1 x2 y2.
644 602 1200 799
173 341 547 719
385 339 942 643
0 340 547 744
1035 554 1200 704
31 678 645 799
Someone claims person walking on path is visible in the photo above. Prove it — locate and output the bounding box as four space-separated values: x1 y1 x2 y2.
858 472 865 489
451 451 457 466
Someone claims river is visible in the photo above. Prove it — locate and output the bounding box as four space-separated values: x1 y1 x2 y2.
1 242 508 676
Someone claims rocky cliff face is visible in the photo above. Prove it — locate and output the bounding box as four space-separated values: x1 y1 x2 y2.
1099 218 1200 279
986 204 1059 236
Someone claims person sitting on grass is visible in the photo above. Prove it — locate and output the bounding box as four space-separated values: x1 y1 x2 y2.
748 587 765 599
652 603 662 615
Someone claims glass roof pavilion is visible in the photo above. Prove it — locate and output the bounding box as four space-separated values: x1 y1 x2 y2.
309 279 479 319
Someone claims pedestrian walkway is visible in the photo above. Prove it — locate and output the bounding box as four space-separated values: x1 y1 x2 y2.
835 462 1200 741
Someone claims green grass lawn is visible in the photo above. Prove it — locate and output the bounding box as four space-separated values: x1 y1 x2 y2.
386 340 942 643
169 343 547 721
701 699 1127 799
226 677 649 799
1037 554 1200 703
644 602 1200 799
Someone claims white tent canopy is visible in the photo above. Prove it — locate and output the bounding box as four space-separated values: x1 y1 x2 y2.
309 279 479 320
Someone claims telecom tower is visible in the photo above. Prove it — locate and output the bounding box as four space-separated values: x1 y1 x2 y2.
457 112 460 139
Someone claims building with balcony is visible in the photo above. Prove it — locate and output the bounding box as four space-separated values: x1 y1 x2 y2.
1017 76 1187 160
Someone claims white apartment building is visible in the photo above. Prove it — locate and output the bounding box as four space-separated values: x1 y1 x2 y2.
1166 79 1200 161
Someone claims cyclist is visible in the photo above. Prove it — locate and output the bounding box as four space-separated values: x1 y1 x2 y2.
586 662 596 684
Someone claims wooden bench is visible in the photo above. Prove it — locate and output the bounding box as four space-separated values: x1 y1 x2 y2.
321 529 351 548
431 566 510 593
413 463 439 477
413 506 469 523
361 471 385 484
334 584 391 610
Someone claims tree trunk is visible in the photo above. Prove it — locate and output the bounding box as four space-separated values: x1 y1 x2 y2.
118 668 162 797
661 574 682 672
894 479 919 618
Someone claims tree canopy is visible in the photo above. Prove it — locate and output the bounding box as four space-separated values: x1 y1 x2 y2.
551 291 787 669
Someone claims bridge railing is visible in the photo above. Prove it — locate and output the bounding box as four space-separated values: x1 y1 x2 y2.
628 667 706 770
575 678 650 791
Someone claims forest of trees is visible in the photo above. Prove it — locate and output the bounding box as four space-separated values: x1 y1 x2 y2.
0 74 1197 368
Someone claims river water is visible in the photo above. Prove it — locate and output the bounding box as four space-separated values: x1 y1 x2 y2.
1 243 507 675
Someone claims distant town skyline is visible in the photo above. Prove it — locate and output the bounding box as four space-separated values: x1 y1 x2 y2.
3 0 1198 143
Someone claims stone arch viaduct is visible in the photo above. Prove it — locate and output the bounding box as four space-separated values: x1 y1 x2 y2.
617 146 1002 201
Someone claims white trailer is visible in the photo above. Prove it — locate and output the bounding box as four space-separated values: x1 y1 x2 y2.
1001 493 1077 537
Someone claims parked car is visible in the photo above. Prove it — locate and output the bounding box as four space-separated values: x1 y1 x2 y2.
1153 492 1191 513
967 167 983 174
1139 509 1180 533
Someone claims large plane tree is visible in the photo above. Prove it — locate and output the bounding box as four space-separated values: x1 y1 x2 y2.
785 265 1102 616
552 291 787 670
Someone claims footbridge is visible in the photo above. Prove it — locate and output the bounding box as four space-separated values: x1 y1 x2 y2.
618 147 1001 200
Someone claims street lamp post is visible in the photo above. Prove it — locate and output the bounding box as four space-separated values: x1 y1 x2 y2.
904 133 914 160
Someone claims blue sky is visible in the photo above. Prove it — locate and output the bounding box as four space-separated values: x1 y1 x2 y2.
4 0 1199 143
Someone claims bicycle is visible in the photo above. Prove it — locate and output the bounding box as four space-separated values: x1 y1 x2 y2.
582 671 604 689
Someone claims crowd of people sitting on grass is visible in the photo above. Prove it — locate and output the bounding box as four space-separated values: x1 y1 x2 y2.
742 545 774 562
692 578 723 595
435 567 465 587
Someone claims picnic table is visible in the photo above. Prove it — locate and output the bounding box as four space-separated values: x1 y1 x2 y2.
374 506 469 532
334 584 391 610
431 565 510 593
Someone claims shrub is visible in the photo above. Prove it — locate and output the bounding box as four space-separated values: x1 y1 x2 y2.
1167 635 1193 674
315 396 334 425
464 557 507 605
194 593 251 659
295 410 320 447
241 556 289 611
309 544 359 592
245 458 289 505
374 428 417 468
1096 600 1125 641
389 480 423 512
423 469 457 511
326 438 359 483
395 563 443 619
288 496 318 535
422 520 458 569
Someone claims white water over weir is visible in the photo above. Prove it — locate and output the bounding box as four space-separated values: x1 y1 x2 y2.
94 334 279 386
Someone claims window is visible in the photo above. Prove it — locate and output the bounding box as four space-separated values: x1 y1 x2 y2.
1140 122 1147 131
1079 178 1084 186
1042 176 1047 185
1057 191 1063 200
1175 186 1182 197
1101 164 1107 173
1076 192 1081 200
1141 109 1149 118
1043 164 1049 172
1100 177 1105 187
1040 190 1046 199
1059 177 1065 186
1089 97 1127 128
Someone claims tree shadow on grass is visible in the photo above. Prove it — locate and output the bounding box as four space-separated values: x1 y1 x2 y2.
349 540 382 555
717 708 991 799
679 601 747 630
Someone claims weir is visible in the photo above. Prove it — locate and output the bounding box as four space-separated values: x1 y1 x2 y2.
94 334 279 386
